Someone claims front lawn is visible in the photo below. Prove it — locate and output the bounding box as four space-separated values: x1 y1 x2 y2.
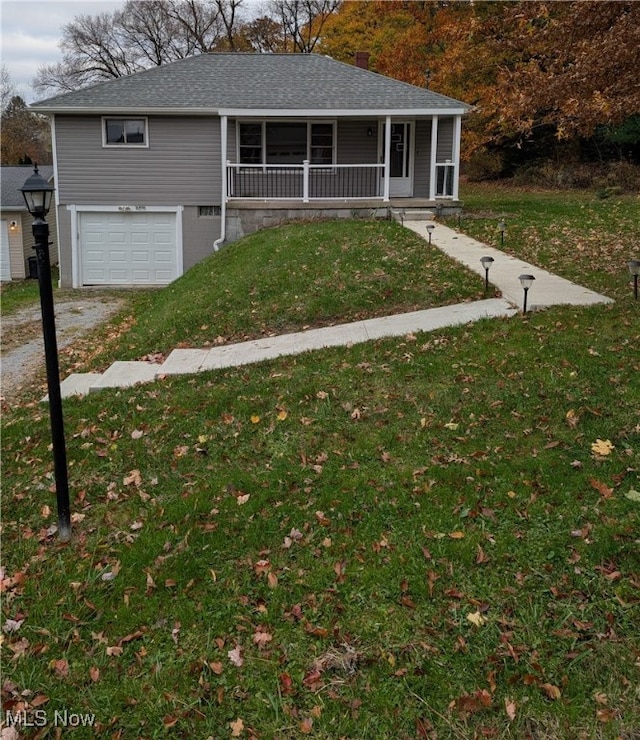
2 188 639 738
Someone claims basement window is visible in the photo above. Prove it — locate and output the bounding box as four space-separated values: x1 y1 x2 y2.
198 206 221 217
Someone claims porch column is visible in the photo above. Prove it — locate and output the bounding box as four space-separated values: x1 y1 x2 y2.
452 115 462 201
220 115 228 203
429 115 438 201
383 115 391 202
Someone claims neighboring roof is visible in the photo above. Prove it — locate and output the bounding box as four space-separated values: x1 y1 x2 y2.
30 53 468 115
1 165 54 209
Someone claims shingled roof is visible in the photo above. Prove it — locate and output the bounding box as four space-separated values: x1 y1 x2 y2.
1 165 54 209
31 53 468 115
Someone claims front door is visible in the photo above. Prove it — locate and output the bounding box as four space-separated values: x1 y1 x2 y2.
381 122 413 197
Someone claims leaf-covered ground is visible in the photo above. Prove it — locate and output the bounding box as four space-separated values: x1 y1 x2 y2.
2 186 639 739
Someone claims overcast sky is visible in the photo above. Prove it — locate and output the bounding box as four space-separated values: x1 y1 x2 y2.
1 0 127 102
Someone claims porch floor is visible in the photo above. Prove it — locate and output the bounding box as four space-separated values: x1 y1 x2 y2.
227 198 461 210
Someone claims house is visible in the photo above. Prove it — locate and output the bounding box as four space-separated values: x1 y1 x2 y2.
30 53 468 288
0 165 58 281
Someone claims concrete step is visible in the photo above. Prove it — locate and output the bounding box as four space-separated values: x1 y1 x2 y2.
43 373 103 401
391 209 435 223
89 361 160 392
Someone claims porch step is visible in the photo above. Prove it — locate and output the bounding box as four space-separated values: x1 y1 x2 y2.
390 208 435 223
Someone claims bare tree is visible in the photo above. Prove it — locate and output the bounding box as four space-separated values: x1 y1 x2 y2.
269 0 340 53
1 64 17 113
32 0 247 97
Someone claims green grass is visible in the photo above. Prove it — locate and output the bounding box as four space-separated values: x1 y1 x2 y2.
0 269 54 316
62 219 489 369
1 190 639 738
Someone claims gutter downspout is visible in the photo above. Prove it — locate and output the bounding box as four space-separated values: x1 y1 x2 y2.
213 114 228 251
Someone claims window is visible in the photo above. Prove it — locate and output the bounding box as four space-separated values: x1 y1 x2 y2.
103 118 147 146
198 206 221 217
238 121 335 165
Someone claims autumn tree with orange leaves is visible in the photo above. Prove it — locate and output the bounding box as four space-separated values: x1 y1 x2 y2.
320 1 640 169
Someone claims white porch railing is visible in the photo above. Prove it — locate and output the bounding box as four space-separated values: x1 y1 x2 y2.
435 161 456 198
226 161 385 202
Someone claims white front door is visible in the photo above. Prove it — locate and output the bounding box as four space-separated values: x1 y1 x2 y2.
381 122 414 197
0 220 11 281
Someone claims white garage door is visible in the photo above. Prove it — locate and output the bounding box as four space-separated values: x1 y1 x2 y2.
80 211 178 285
1 220 11 282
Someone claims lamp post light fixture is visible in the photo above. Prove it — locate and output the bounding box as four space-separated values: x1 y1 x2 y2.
497 220 506 246
426 223 435 245
518 273 535 315
480 256 494 293
628 260 640 299
20 164 71 542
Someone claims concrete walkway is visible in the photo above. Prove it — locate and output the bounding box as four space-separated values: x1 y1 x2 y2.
54 223 612 399
406 222 613 309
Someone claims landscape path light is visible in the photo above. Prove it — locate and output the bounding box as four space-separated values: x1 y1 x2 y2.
480 256 494 293
628 260 640 299
518 273 535 315
20 164 71 542
426 223 435 245
498 220 506 246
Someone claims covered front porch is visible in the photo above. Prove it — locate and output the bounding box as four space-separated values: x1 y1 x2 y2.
219 114 462 206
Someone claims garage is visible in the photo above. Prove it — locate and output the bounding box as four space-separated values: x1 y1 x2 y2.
0 220 11 281
79 210 179 286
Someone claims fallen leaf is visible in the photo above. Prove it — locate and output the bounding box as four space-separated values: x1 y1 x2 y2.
89 665 100 682
2 618 24 634
237 494 250 505
230 718 244 737
541 682 561 700
591 439 614 457
590 478 614 499
228 645 243 667
565 409 579 428
505 698 517 721
253 627 273 649
300 717 313 734
624 489 640 503
596 708 617 723
278 672 295 695
448 531 465 539
277 410 288 421
250 415 260 424
123 469 142 486
466 611 487 627
51 658 69 677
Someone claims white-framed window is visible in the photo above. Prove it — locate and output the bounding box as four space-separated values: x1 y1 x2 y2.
103 117 148 147
237 120 335 165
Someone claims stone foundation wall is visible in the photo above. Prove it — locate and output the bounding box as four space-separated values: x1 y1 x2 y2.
225 206 391 243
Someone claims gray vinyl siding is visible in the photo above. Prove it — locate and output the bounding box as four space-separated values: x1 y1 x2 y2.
436 117 454 161
182 207 221 272
414 119 432 197
53 115 221 205
336 120 378 164
55 206 73 286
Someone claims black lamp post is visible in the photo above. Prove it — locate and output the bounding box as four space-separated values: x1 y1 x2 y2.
480 256 494 293
497 220 506 246
426 223 435 245
20 165 71 542
628 260 640 299
519 273 535 315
